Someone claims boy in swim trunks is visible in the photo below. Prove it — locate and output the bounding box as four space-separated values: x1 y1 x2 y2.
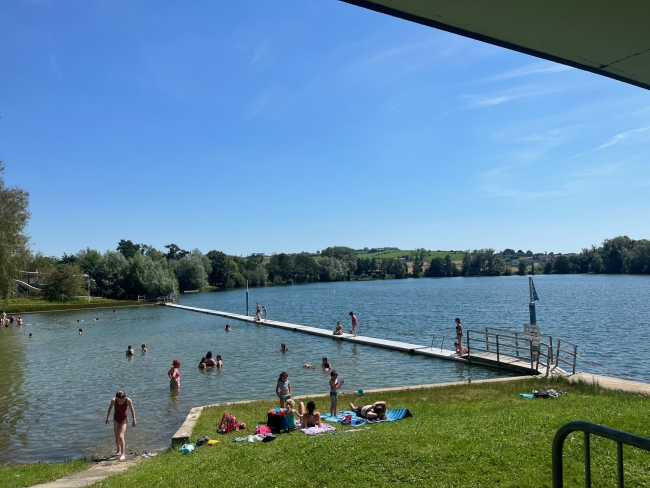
329 370 345 417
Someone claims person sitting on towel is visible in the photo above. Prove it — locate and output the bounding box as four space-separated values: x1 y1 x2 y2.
349 401 387 420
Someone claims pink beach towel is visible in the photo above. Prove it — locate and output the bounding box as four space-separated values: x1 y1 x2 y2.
300 424 336 435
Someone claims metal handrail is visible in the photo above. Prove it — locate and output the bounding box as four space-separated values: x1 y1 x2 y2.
552 421 650 487
467 329 551 374
556 338 578 374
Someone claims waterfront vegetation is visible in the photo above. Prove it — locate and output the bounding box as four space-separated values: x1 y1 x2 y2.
0 458 90 488
88 377 650 487
3 161 650 308
2 297 144 313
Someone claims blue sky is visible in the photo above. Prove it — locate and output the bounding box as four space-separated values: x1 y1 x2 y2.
2 1 649 257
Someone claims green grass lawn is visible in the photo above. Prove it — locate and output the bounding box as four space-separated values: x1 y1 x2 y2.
92 377 650 487
0 459 91 488
2 298 147 314
356 250 465 261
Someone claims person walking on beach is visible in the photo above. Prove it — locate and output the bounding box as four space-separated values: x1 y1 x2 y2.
455 317 463 355
105 390 136 461
349 312 358 337
168 359 181 388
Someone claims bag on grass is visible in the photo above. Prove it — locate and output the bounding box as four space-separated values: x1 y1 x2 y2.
267 412 283 434
218 413 242 433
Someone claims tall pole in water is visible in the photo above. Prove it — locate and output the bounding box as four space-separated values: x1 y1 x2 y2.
246 280 249 317
528 276 536 326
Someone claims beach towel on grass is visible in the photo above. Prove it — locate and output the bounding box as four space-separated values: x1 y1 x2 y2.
300 424 336 435
322 409 412 425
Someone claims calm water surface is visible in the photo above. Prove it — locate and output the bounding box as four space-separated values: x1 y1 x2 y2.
2 275 649 462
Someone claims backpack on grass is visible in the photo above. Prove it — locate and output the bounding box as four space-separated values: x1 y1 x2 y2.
218 413 243 433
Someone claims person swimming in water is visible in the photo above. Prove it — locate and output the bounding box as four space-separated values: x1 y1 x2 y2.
281 343 289 352
303 364 315 369
321 357 332 370
141 344 147 353
216 355 223 368
126 345 134 356
79 328 83 335
225 324 232 332
198 357 207 369
205 351 217 367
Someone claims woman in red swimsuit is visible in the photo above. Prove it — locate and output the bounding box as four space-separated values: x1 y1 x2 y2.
105 390 137 461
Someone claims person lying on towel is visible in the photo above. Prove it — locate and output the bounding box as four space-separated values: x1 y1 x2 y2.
348 401 387 420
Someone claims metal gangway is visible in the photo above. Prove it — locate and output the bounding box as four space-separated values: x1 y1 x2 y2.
466 327 576 376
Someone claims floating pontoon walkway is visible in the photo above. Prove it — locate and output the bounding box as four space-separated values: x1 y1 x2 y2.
165 303 558 375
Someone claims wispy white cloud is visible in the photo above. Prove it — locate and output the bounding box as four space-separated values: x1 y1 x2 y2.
463 84 563 109
566 126 650 160
486 62 572 82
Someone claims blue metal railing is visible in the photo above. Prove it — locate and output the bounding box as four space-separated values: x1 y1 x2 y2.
552 420 650 487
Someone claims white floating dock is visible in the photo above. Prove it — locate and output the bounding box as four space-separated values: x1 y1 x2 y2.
165 303 551 375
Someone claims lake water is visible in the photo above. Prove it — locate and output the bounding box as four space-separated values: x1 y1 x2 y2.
2 275 649 463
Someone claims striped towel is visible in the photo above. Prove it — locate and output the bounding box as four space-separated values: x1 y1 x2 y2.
300 424 336 435
322 408 413 424
370 408 413 423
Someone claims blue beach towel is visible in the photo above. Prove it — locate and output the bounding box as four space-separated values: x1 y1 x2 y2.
520 393 535 398
322 408 413 425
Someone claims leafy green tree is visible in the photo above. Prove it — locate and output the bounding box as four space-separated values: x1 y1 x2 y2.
121 252 149 297
600 236 634 274
141 244 166 262
243 265 268 286
117 239 141 259
542 261 553 274
245 253 265 271
207 250 235 286
175 254 209 291
426 257 445 277
164 243 189 261
75 248 101 274
553 255 571 274
623 239 650 274
443 255 458 277
59 253 78 265
267 253 294 282
381 258 408 279
141 256 177 296
293 253 320 283
94 251 129 298
517 259 528 276
411 248 426 277
318 256 346 282
25 252 58 273
461 252 472 276
321 247 357 279
41 264 85 301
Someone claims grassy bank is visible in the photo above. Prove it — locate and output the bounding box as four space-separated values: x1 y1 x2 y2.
94 377 650 487
2 298 147 314
0 459 90 488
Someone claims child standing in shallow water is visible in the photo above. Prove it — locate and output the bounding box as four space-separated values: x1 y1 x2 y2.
329 370 345 417
276 371 292 407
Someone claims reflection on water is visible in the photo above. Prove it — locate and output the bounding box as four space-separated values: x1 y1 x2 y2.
2 274 649 463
